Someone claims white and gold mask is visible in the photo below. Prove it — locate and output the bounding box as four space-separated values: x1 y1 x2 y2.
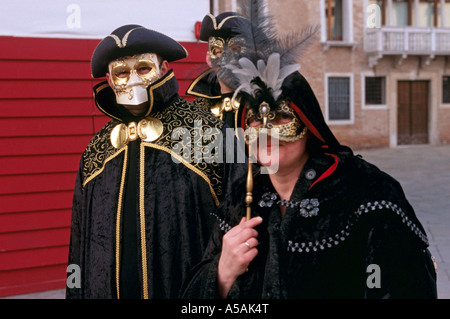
108 53 161 105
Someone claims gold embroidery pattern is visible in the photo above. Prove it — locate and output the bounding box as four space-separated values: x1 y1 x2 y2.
151 98 224 201
82 120 122 187
81 99 225 203
192 97 215 113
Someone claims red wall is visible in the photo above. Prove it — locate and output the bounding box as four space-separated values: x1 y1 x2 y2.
0 36 208 297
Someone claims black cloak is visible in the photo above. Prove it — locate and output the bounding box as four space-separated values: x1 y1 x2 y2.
66 70 247 299
180 72 437 299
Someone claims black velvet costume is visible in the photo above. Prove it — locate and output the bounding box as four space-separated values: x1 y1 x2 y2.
187 12 249 130
66 68 247 299
187 69 242 130
181 72 438 299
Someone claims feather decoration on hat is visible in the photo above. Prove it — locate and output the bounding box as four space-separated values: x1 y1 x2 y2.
219 0 320 111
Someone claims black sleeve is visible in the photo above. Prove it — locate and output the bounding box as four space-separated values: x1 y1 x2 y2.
66 162 84 299
180 219 224 299
180 178 248 299
362 212 437 299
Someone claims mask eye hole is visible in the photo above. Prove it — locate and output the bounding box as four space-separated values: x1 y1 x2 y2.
247 116 261 127
273 113 293 125
114 66 131 79
211 46 223 57
209 37 225 58
228 44 241 52
135 61 154 76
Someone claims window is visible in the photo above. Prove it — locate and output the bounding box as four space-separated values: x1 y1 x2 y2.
365 76 386 105
383 0 450 27
325 0 343 40
417 0 438 27
326 75 353 123
443 76 450 104
437 0 450 27
392 0 411 26
445 1 450 27
322 0 353 44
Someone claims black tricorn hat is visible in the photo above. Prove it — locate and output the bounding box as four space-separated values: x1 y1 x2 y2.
199 12 249 41
91 24 188 78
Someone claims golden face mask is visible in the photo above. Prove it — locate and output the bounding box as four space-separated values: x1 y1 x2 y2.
108 53 161 105
245 100 307 142
208 36 246 67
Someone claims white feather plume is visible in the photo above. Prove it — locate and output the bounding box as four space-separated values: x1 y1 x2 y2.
226 53 300 101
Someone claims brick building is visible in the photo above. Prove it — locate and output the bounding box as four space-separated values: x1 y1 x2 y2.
217 0 450 148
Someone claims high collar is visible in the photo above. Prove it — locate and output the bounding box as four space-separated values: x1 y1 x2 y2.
186 68 221 99
93 69 180 123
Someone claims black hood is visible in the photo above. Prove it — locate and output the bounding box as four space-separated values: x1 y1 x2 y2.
281 71 342 151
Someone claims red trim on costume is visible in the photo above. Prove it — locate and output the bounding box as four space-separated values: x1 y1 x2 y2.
309 152 339 190
289 102 326 143
241 105 247 130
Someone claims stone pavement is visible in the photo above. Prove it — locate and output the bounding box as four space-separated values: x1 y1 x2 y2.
3 144 449 299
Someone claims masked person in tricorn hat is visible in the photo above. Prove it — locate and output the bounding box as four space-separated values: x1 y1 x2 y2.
186 12 250 130
181 3 437 299
66 24 247 299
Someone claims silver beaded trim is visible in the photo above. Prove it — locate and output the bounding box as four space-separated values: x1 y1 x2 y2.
210 212 231 233
287 200 428 253
259 192 320 218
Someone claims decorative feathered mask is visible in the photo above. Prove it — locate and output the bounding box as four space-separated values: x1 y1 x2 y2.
218 0 319 142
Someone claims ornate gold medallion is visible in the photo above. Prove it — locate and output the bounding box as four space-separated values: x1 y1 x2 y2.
110 123 129 149
138 117 164 142
110 117 164 148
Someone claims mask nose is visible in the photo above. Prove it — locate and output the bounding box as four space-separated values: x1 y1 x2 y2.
126 72 144 87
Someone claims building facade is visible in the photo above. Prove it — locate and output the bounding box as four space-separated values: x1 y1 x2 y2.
218 0 450 148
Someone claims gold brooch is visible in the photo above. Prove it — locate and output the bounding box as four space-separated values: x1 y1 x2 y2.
110 117 163 149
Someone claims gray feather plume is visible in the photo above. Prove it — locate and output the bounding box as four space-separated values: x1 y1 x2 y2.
218 0 319 103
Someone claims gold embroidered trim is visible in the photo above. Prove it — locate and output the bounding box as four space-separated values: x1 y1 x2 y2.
186 69 221 99
115 146 128 299
107 27 145 48
150 99 224 204
145 71 175 116
143 142 220 206
82 121 123 187
205 13 246 30
139 143 149 299
82 100 224 203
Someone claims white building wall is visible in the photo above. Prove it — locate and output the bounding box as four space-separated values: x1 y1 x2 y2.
1 0 209 41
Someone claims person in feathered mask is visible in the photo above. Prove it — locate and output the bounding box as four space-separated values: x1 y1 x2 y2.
181 1 437 299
